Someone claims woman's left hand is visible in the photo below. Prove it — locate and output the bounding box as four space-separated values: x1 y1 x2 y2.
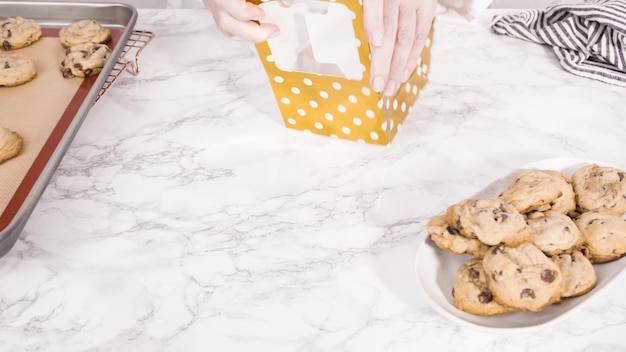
363 0 437 96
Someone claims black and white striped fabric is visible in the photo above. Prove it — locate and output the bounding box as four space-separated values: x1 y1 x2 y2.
491 0 626 87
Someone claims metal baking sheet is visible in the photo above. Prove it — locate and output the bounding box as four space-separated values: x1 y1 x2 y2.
0 2 138 258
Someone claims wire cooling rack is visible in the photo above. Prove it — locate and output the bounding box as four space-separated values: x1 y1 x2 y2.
94 29 155 105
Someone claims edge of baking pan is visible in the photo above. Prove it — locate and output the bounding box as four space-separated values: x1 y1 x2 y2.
0 1 138 258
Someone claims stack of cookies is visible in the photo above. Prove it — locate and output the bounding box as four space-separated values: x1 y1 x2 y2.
427 163 626 316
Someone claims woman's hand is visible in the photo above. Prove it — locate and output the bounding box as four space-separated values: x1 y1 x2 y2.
204 0 435 97
202 0 290 43
363 0 436 96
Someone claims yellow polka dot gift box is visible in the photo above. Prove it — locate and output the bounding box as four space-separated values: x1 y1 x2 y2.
249 0 433 145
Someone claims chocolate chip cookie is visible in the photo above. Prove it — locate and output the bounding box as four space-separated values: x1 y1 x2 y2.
552 251 597 298
60 42 111 78
526 211 584 256
482 242 563 312
0 127 23 163
427 215 490 258
498 169 576 215
445 198 530 247
452 258 513 316
58 19 111 48
1 16 42 50
572 164 626 216
0 53 36 86
575 210 626 263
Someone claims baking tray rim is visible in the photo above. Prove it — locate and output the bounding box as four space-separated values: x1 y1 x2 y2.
0 1 139 258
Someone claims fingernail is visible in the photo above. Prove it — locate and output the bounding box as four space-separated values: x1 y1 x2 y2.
403 68 412 82
372 76 385 92
383 80 397 96
372 32 383 47
268 30 280 39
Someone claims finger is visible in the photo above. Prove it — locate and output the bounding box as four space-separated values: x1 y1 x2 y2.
205 0 280 43
367 0 400 94
402 3 436 82
207 0 265 22
217 12 280 43
384 1 418 95
362 0 384 48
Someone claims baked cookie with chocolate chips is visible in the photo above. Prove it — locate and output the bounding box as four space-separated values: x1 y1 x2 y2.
1 16 42 50
482 242 563 312
0 54 36 87
498 169 576 215
427 215 490 258
552 251 597 298
526 211 584 256
575 211 626 263
452 258 513 316
0 127 23 163
445 198 530 247
60 42 111 78
58 19 111 48
572 164 626 216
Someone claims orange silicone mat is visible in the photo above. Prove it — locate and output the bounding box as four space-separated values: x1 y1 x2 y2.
0 28 120 231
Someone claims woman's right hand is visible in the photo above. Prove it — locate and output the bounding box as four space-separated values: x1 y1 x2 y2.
203 0 288 43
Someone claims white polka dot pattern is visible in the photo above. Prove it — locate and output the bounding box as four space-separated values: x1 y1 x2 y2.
252 0 433 145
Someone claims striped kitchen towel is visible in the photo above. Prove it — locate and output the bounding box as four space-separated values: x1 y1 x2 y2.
491 0 626 87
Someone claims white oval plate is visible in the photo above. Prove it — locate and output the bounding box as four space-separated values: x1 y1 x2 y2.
415 157 626 332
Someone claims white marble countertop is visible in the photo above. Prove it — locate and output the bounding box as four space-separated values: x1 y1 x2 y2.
1 8 625 351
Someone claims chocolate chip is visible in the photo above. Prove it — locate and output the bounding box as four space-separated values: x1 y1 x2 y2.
491 270 503 282
520 288 536 298
469 267 480 279
2 40 10 50
478 291 493 304
446 225 460 235
619 172 625 181
500 213 509 222
564 226 570 232
492 245 505 255
73 63 83 70
62 68 72 78
541 269 556 283
3 61 9 69
6 29 12 38
84 68 93 76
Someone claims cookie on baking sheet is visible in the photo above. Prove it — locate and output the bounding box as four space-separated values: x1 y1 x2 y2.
498 169 576 215
0 127 23 163
60 42 111 78
552 251 597 298
58 19 111 48
426 215 490 258
574 211 626 263
526 211 584 256
572 164 626 216
1 16 42 50
0 54 36 87
452 257 513 316
445 198 530 247
482 242 563 312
